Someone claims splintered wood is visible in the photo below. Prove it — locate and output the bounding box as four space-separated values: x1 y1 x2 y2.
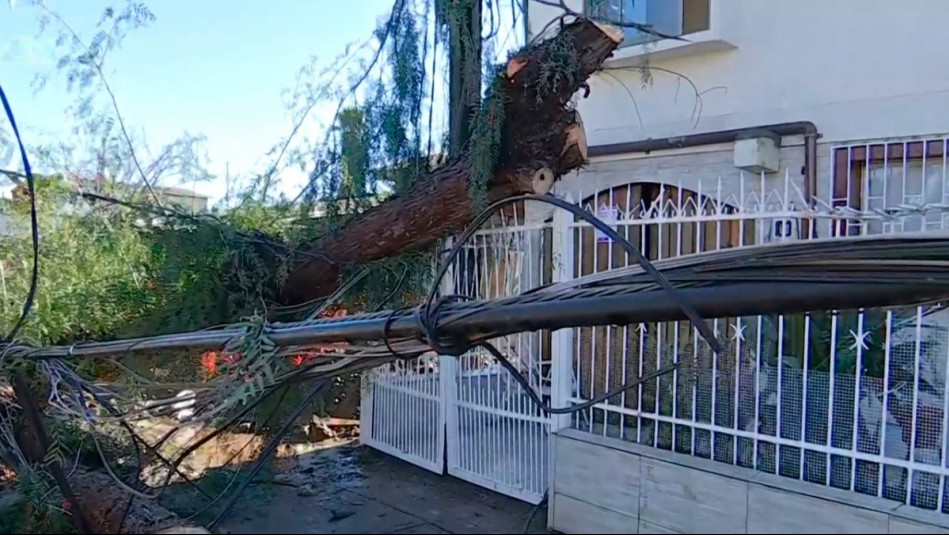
280 20 623 303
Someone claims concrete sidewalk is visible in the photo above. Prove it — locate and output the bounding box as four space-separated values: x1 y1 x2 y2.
173 443 547 534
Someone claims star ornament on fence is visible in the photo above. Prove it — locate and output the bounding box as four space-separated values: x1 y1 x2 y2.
730 322 746 343
849 329 872 352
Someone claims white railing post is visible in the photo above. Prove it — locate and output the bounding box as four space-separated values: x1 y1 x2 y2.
358 369 374 446
550 194 575 432
439 236 458 474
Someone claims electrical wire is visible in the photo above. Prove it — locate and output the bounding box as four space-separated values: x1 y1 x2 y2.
0 125 839 531
0 83 40 345
205 380 329 531
176 384 294 523
0 67 738 535
413 193 723 533
383 192 726 418
418 193 724 357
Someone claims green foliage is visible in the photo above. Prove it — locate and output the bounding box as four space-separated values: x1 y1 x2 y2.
0 177 155 344
0 178 307 351
338 108 371 196
533 32 581 101
0 465 77 535
215 317 284 416
42 422 68 471
468 70 506 211
300 1 431 205
35 0 156 115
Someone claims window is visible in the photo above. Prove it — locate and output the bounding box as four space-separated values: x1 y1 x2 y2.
832 139 948 236
587 0 710 46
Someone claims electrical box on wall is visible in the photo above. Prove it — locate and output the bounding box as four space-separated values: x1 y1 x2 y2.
762 217 801 243
734 136 781 174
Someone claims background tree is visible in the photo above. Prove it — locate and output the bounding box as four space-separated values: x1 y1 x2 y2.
0 0 652 531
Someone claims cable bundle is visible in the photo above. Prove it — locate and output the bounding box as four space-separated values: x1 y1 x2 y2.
8 231 949 360
543 231 949 292
6 230 949 384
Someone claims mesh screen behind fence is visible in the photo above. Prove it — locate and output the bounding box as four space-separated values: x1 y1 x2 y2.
570 306 949 512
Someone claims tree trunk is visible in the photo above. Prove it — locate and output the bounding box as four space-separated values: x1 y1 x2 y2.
280 19 623 304
68 469 207 534
447 0 482 158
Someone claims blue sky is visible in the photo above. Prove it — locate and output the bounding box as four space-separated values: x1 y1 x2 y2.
1 1 525 205
0 0 397 203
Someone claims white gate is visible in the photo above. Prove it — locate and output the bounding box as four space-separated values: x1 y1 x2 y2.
363 137 949 512
360 206 551 502
360 353 444 473
443 210 551 504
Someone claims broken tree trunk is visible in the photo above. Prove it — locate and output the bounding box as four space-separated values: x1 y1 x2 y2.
68 469 210 534
280 19 622 304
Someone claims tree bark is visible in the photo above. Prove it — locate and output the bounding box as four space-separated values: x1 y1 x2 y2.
67 469 207 534
280 19 623 304
447 0 482 158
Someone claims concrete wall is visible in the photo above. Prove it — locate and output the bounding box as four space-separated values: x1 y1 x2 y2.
528 0 949 146
549 428 949 534
526 0 949 210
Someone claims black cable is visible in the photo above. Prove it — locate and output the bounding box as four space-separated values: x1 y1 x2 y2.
82 387 213 501
409 193 723 534
392 193 724 417
116 494 135 534
146 379 293 495
522 489 548 534
104 344 337 503
0 83 40 344
176 384 293 522
419 193 724 357
358 192 725 419
205 380 329 531
372 262 411 312
383 306 415 358
483 341 679 414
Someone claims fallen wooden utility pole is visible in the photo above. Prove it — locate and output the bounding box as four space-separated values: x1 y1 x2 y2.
279 19 622 304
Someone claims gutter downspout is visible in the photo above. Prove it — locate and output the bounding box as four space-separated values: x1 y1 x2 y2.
587 121 821 207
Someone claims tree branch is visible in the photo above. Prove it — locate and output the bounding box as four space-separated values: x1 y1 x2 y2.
38 4 163 207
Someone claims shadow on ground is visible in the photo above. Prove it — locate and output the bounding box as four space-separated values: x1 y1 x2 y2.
159 442 547 534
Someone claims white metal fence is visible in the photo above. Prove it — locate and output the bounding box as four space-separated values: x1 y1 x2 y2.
363 136 949 513
558 163 949 514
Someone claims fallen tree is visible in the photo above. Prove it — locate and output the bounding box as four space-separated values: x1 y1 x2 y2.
0 15 626 535
280 19 623 304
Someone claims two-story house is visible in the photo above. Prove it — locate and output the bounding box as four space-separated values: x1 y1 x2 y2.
530 1 949 533
358 2 949 532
